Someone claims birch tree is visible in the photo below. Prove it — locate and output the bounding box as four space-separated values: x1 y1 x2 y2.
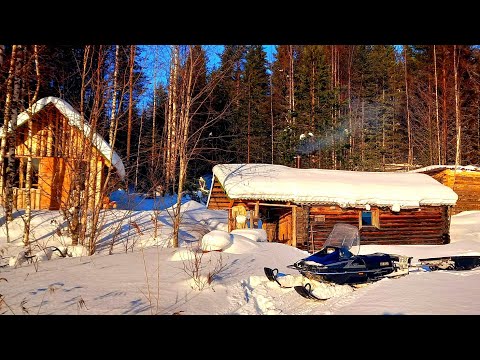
22 45 41 247
127 45 136 161
159 46 240 247
2 45 23 223
434 45 441 164
0 45 4 67
403 45 413 166
453 45 461 167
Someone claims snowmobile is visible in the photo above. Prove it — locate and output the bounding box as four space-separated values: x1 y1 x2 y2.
264 223 412 300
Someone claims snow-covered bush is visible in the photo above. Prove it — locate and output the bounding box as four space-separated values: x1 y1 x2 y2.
230 229 267 242
67 245 89 257
200 230 232 252
181 246 228 291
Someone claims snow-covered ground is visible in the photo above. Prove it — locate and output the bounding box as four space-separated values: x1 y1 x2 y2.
1 198 480 315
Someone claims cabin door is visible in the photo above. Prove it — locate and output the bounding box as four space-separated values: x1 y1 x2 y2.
278 211 292 244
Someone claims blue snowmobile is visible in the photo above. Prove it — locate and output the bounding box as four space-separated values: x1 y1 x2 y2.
264 223 412 300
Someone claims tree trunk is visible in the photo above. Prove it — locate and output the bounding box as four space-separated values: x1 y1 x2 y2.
5 45 23 222
433 45 441 164
127 45 136 162
403 46 413 167
311 60 315 129
348 46 354 159
165 45 179 194
23 45 41 247
135 114 143 193
0 46 18 213
289 45 295 125
109 45 119 146
361 99 365 164
0 45 5 66
442 48 448 163
247 82 251 163
151 48 157 169
428 79 433 165
382 89 386 169
454 45 461 167
172 47 194 248
270 71 274 164
77 45 92 246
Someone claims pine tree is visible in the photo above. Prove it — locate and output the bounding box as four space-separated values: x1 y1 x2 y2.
294 45 331 168
271 45 300 166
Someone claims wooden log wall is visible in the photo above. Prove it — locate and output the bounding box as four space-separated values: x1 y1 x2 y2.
11 188 41 209
297 205 450 252
362 206 449 245
430 169 480 214
207 178 231 210
296 206 309 246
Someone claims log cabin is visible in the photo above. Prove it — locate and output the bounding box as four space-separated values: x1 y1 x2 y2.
207 163 458 252
410 165 480 215
0 96 125 210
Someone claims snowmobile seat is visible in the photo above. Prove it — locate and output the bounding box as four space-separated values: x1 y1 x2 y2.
305 248 341 265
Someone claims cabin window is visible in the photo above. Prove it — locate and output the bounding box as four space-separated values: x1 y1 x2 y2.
359 209 379 228
362 211 372 225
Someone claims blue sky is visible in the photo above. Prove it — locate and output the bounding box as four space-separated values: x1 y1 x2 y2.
139 45 277 109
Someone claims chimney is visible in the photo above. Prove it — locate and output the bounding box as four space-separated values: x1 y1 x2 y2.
295 155 301 168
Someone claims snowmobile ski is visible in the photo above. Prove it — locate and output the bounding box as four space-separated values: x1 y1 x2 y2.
294 283 327 301
263 267 294 288
418 255 480 271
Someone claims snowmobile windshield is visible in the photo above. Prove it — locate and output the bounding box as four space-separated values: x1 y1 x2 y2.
304 246 354 264
322 223 360 256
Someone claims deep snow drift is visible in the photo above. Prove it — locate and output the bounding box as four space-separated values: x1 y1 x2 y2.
1 201 480 315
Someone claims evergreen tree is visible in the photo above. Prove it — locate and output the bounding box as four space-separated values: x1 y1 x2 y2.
239 45 270 163
209 45 246 164
294 45 331 168
271 45 300 166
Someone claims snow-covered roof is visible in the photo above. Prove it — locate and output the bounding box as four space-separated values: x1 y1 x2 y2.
212 163 458 209
410 164 480 173
4 96 125 180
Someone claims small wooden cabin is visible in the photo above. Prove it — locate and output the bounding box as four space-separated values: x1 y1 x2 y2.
0 96 125 210
411 165 480 215
207 164 458 252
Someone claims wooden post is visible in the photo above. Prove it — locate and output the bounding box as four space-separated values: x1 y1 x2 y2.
292 205 297 248
228 207 232 232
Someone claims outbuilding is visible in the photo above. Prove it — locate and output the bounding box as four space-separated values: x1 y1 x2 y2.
410 165 480 215
207 163 458 251
0 96 125 210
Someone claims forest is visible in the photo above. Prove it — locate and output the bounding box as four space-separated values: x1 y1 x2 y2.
0 45 479 250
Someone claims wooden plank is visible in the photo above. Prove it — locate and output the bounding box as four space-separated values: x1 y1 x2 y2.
246 202 295 208
39 157 54 209
292 205 297 248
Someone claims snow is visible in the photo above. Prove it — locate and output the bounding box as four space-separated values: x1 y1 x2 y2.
410 164 480 173
1 96 126 180
211 163 458 208
2 199 480 315
230 228 267 242
200 230 232 251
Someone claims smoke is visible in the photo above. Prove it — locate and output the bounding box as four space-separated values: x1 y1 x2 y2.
296 126 350 155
